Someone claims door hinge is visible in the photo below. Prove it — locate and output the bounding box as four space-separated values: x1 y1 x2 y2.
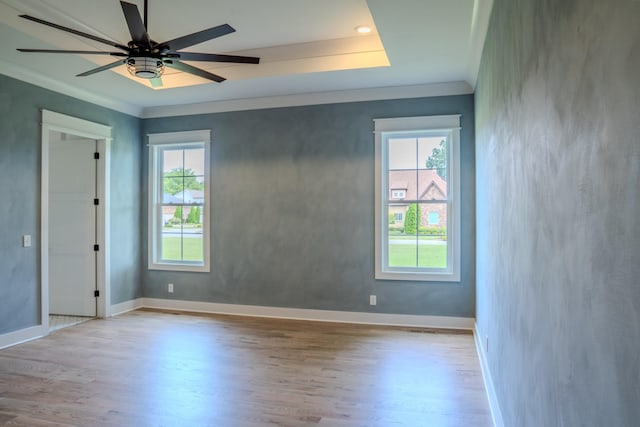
94 198 99 205
94 152 100 160
94 290 100 297
93 244 99 251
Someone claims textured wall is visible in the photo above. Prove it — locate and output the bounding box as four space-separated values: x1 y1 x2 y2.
475 0 640 425
0 74 142 334
142 95 476 317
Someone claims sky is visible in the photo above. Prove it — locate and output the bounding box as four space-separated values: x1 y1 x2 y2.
388 136 443 170
162 147 205 176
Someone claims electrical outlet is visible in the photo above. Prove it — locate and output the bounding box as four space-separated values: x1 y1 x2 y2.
168 283 174 293
369 295 377 305
22 235 31 247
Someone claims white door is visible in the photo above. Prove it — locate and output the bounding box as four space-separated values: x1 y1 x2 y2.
48 132 97 316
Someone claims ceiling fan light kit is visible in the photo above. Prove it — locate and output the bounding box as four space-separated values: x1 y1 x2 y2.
16 0 260 87
127 56 164 79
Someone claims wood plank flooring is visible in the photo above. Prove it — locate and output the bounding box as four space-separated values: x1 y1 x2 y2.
0 309 491 426
48 315 93 332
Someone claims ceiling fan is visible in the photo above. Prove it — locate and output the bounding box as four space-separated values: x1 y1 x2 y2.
16 0 260 87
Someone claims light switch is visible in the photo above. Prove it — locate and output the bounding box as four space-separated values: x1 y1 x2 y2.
23 235 31 247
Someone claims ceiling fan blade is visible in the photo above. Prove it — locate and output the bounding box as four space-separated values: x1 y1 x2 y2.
165 60 225 83
150 77 163 88
19 15 129 52
159 24 235 52
77 59 126 77
177 52 260 64
18 48 127 56
120 1 151 48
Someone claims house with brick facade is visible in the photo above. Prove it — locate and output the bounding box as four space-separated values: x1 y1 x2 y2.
388 169 447 231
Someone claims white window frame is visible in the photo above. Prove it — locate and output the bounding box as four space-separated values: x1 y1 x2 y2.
374 115 461 282
148 130 211 272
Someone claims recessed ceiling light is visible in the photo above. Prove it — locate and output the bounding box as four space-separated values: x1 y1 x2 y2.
355 25 372 34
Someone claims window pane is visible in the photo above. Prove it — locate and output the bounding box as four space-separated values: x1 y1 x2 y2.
163 176 184 203
389 169 416 200
182 234 203 261
418 169 447 200
388 237 419 268
388 137 416 169
388 204 418 268
162 232 204 262
162 205 181 228
161 231 183 261
160 205 204 262
162 149 184 173
161 205 186 261
183 148 205 205
184 148 205 176
419 137 446 171
418 203 448 268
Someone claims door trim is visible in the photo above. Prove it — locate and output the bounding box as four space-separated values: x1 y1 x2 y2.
41 110 112 331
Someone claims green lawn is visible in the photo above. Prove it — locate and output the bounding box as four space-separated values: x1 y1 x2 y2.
388 243 447 268
162 236 203 261
160 234 445 267
388 234 445 241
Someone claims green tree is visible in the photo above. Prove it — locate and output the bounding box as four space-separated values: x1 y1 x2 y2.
186 206 201 224
426 139 447 180
194 206 201 224
404 203 421 235
163 168 204 196
173 206 183 223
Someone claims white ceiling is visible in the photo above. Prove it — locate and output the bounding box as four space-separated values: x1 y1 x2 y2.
0 0 493 117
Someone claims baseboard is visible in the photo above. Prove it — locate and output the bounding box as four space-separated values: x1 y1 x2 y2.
130 298 473 330
110 298 144 316
0 324 47 350
474 323 505 427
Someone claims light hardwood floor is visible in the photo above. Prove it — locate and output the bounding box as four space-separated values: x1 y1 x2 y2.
0 309 491 426
48 315 93 332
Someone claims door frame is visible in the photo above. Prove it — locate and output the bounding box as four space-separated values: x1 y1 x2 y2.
41 110 111 330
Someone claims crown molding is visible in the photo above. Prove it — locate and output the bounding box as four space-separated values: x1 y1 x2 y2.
141 80 473 118
466 0 494 88
0 59 143 117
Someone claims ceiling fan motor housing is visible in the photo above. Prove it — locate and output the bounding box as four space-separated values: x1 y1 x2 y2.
126 56 164 79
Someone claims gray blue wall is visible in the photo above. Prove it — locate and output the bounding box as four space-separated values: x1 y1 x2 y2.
475 0 640 425
0 74 142 335
143 95 476 317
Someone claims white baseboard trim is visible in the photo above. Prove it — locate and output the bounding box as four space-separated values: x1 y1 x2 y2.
111 298 474 330
142 298 474 329
110 299 144 316
474 323 504 427
0 324 47 350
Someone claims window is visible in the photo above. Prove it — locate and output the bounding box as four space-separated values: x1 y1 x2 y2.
428 212 440 225
148 130 210 272
374 115 460 281
394 212 403 222
391 189 406 199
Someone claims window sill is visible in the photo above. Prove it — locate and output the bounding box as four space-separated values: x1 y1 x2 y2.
375 270 460 282
148 263 210 273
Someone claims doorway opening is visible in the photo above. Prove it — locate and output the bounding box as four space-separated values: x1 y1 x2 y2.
41 110 111 333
